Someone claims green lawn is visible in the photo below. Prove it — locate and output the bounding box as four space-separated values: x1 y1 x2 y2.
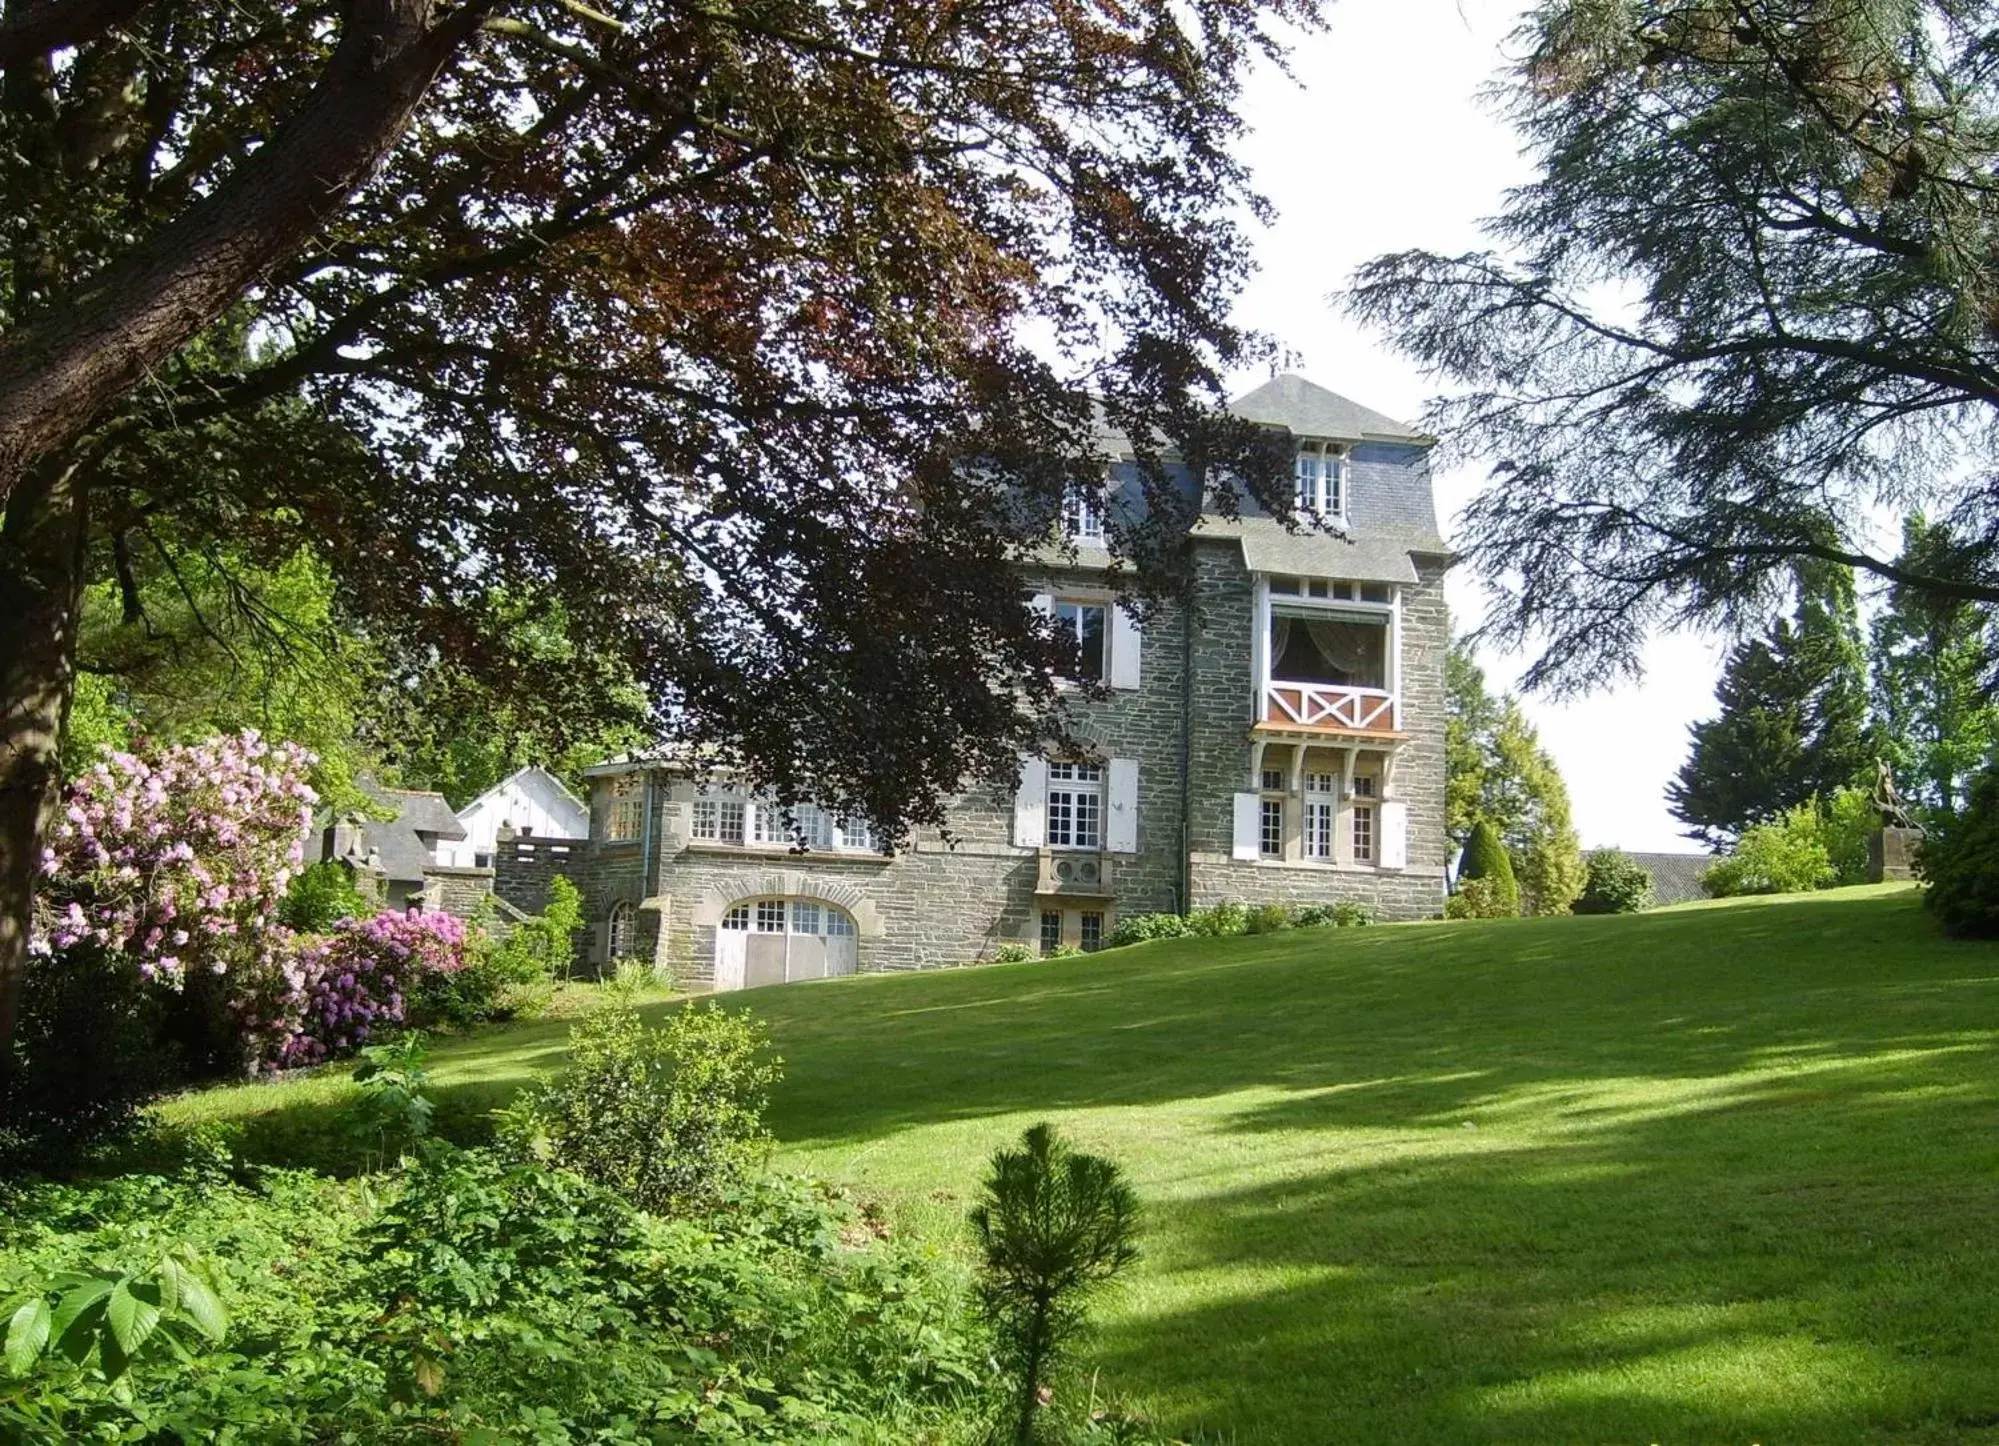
167 886 1999 1443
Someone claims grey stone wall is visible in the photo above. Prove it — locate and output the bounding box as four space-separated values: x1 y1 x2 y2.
422 864 496 919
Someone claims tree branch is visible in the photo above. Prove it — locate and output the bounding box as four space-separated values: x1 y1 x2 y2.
0 0 151 74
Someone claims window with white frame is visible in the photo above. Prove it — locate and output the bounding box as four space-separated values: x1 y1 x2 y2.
1052 600 1108 682
606 774 644 840
752 802 832 849
1353 774 1378 799
1259 797 1284 858
1352 803 1376 863
836 815 874 852
790 901 822 935
823 909 856 937
1294 441 1347 520
1260 766 1286 792
1304 773 1338 861
722 904 751 931
1270 609 1389 690
754 899 788 933
1061 485 1106 542
1045 762 1104 849
691 796 747 846
1271 577 1394 605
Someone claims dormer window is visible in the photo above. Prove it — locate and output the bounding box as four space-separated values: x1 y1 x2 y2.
1294 441 1347 521
1061 485 1105 541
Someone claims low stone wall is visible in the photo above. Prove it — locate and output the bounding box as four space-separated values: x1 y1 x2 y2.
422 864 495 919
1188 855 1446 921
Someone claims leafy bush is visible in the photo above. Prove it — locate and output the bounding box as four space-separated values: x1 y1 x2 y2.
278 861 373 932
481 874 583 986
1445 876 1515 920
992 942 1037 964
1105 913 1191 948
1458 820 1520 915
1244 902 1293 935
970 1124 1140 1446
1572 850 1655 914
500 1001 779 1217
0 1153 986 1442
1702 804 1839 897
1921 768 1999 937
1294 901 1373 928
1819 786 1879 887
350 1033 435 1167
1187 901 1250 937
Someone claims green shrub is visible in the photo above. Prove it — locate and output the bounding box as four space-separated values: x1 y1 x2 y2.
992 942 1037 964
0 1154 985 1441
499 1001 779 1217
1106 913 1191 948
1188 901 1250 937
1294 901 1373 928
349 1032 435 1168
1703 804 1839 897
1819 786 1878 887
1458 820 1520 915
1244 902 1293 935
970 1124 1140 1446
1445 876 1514 920
1572 849 1656 914
1921 768 1999 937
278 861 374 932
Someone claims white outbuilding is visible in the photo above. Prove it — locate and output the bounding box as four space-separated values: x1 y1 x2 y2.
436 765 590 869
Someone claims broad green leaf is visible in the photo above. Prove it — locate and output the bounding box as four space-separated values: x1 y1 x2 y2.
106 1281 162 1357
172 1270 227 1344
52 1278 114 1364
3 1298 51 1375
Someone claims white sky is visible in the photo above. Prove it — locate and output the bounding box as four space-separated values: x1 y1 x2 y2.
1224 0 1729 854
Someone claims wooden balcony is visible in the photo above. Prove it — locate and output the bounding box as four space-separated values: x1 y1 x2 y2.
1261 681 1401 736
1036 849 1115 898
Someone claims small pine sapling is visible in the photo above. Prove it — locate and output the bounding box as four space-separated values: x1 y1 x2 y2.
969 1123 1140 1445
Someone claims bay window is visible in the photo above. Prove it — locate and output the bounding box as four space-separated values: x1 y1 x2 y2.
1270 609 1389 690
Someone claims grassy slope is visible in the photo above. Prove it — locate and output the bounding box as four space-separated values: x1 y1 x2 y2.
168 887 1999 1444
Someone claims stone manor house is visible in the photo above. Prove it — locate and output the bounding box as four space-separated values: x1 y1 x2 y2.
496 375 1451 988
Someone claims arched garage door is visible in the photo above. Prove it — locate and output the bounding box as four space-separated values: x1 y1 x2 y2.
714 897 859 991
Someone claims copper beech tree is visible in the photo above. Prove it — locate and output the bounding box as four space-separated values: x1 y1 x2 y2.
0 0 1319 1045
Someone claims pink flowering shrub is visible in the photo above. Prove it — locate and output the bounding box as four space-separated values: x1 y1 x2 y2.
34 730 316 985
276 911 470 1068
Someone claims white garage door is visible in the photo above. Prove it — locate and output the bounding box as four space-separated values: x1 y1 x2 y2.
714 898 859 991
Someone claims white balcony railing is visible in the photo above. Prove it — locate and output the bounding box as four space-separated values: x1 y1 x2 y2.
1263 681 1398 732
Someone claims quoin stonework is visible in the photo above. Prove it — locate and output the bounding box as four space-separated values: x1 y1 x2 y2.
499 376 1452 989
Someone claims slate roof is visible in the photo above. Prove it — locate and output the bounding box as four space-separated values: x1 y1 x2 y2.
1227 373 1432 445
373 787 467 841
1624 851 1714 907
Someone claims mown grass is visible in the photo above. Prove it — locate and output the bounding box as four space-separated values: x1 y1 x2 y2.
165 885 1999 1444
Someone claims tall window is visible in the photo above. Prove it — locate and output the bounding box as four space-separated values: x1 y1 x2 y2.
836 815 874 852
1062 486 1105 541
1040 910 1063 956
1260 797 1284 858
1045 762 1104 849
1053 600 1107 681
607 775 643 840
607 900 636 958
1294 441 1346 520
1079 912 1104 952
1352 803 1376 864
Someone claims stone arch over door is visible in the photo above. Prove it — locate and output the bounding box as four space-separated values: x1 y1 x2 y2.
689 870 885 937
694 872 884 991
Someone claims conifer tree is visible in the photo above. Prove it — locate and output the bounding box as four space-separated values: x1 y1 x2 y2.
1871 516 1999 818
1669 566 1873 844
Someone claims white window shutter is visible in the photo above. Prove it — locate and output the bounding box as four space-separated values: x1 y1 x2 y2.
1014 756 1049 848
1232 792 1261 861
1381 801 1409 870
1106 758 1139 853
1109 605 1142 689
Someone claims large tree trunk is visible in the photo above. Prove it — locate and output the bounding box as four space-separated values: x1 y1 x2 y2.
0 457 87 1049
0 0 487 508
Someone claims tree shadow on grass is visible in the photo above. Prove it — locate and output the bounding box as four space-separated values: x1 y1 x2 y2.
1087 1041 1999 1445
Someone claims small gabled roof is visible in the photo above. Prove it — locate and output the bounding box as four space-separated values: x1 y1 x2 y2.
455 765 588 822
1228 374 1432 445
1624 852 1715 908
359 780 467 841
